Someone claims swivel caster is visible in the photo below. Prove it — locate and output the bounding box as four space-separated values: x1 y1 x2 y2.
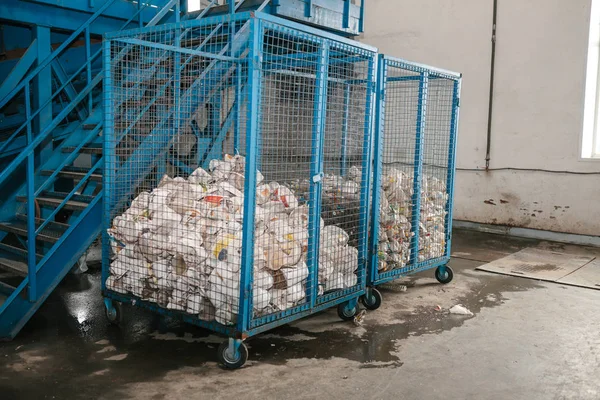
435 265 454 284
337 301 359 322
104 299 123 326
218 339 248 369
361 288 382 311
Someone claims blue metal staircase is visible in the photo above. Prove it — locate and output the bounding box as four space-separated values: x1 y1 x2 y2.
0 0 364 340
0 0 188 340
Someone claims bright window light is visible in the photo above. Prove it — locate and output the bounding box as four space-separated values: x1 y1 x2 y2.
188 0 201 12
582 0 600 158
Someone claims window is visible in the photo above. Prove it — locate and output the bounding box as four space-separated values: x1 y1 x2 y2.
187 0 228 12
582 0 600 158
187 0 201 12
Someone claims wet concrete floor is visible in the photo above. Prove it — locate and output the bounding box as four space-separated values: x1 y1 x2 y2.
1 229 600 399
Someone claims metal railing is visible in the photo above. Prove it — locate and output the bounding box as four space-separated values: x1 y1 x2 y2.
0 0 180 302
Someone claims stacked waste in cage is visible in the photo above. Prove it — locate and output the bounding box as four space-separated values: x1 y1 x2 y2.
378 168 449 271
290 165 449 273
106 154 359 326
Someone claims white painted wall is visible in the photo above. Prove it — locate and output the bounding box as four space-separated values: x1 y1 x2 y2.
360 0 600 236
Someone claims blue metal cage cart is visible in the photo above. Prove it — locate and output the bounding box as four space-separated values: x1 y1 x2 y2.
362 55 461 310
102 11 377 368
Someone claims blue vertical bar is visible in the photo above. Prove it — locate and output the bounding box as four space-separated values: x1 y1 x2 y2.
409 71 429 266
342 0 350 29
359 0 365 33
34 26 52 163
305 0 313 17
229 0 235 57
138 0 142 28
444 77 461 257
368 54 386 285
357 53 377 288
175 0 181 22
306 40 329 307
102 39 114 292
238 18 262 334
85 27 92 116
233 63 242 153
339 84 350 176
25 84 36 302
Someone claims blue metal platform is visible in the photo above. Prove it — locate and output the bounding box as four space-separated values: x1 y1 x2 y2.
0 0 366 339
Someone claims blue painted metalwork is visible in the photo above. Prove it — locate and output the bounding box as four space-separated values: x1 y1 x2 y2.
103 13 375 354
0 40 38 102
444 79 462 257
25 84 37 303
367 55 461 288
342 0 350 29
0 197 103 339
307 39 329 308
102 38 114 294
368 54 386 286
305 0 313 17
22 0 174 26
256 11 375 52
34 26 53 163
0 0 184 340
237 17 262 334
409 71 428 265
358 0 364 33
356 50 377 290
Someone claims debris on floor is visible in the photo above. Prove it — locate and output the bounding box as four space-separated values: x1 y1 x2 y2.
449 304 474 316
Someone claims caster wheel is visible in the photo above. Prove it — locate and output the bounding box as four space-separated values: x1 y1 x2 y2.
435 265 454 284
361 288 382 311
337 301 359 322
218 340 248 369
105 301 122 326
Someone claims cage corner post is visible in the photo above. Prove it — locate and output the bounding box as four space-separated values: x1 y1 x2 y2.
357 51 377 290
306 39 330 307
238 17 263 336
101 37 114 292
444 77 462 258
367 54 387 287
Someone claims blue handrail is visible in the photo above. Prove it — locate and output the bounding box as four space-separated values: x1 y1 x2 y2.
36 157 103 236
0 0 173 110
0 0 172 188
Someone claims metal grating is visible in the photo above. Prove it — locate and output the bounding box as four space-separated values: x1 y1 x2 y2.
370 56 460 285
103 14 376 335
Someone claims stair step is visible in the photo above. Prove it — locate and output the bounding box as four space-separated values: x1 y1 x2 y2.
16 191 94 211
62 144 103 155
0 254 28 277
41 167 102 182
0 282 14 297
16 214 71 229
0 243 43 261
0 219 68 243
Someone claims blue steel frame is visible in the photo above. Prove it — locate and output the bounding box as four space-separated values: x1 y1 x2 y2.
103 12 377 340
368 55 462 287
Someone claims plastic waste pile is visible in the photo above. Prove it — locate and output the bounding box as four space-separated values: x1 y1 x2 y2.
378 168 448 271
289 166 448 273
106 154 359 325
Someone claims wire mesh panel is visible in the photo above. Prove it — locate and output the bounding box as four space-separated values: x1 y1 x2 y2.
370 56 460 286
103 13 376 338
318 42 375 304
103 15 253 329
248 20 376 327
420 76 457 264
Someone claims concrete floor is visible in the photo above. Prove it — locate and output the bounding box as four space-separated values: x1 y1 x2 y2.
1 229 600 400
